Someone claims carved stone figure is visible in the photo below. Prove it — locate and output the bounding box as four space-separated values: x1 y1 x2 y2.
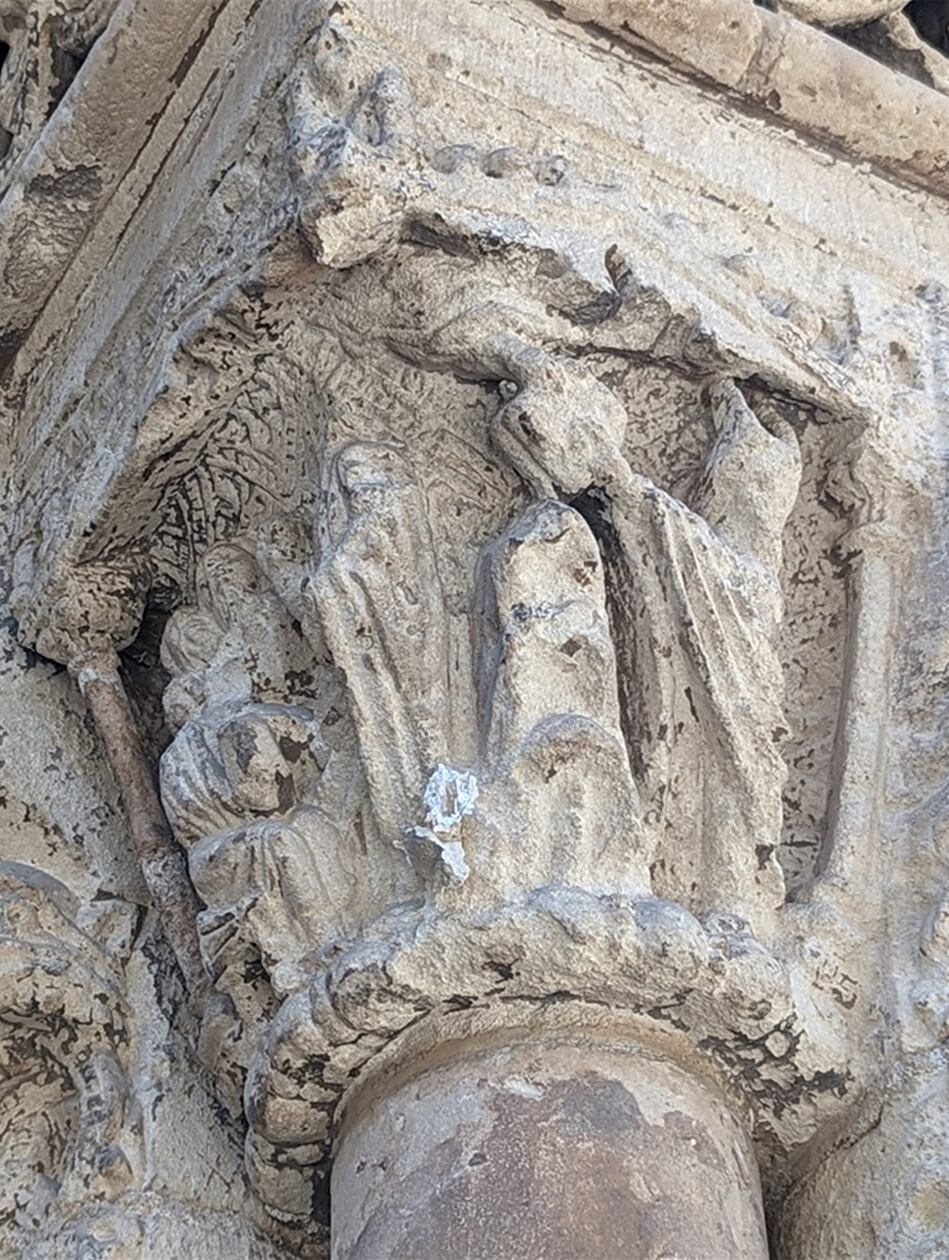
494 366 801 926
2 0 948 1257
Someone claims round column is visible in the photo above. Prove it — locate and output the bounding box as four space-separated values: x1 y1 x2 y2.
332 1037 768 1260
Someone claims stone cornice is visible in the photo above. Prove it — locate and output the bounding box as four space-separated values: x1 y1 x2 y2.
2 0 947 399
4 1 943 609
0 0 226 375
0 0 320 383
553 0 949 199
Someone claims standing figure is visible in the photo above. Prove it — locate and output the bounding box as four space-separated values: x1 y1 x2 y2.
493 361 801 931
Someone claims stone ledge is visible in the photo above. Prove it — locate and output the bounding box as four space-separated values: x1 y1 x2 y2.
552 0 949 199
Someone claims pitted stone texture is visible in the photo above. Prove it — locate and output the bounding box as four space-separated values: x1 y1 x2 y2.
774 1051 949 1258
332 1038 768 1260
0 862 131 1254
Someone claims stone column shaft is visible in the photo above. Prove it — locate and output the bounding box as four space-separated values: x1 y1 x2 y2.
332 1037 768 1260
74 650 207 998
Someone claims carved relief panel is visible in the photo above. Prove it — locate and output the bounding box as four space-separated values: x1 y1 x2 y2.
135 43 904 1229
4 1 946 1255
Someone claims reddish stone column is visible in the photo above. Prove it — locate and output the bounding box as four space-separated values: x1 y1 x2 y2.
332 1037 769 1260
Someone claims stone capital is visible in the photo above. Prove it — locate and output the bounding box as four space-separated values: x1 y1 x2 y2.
3 0 949 1255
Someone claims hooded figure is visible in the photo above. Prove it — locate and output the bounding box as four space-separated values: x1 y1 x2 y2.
493 359 801 932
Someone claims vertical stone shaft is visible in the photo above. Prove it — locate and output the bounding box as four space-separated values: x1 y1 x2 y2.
73 649 207 998
332 1038 769 1260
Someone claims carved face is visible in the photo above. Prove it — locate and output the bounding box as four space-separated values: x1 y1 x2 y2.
321 441 417 551
197 543 265 626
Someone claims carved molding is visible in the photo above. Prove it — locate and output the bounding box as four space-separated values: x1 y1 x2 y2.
0 0 119 195
556 0 949 197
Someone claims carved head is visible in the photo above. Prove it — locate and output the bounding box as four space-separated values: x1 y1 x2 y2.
492 357 628 499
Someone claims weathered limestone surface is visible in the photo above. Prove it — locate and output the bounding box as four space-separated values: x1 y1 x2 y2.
333 1037 770 1260
1 0 948 1256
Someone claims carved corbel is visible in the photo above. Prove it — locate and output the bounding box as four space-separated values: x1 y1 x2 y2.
289 29 424 269
286 20 630 338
